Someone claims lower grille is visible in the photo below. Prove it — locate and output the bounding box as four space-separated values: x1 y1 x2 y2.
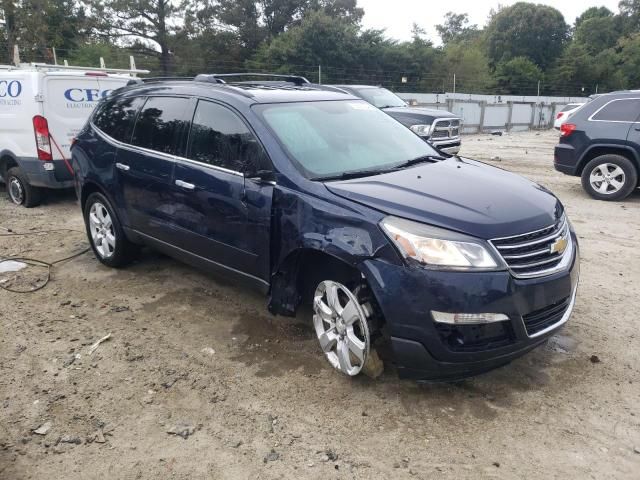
490 215 571 278
435 321 514 352
522 297 571 336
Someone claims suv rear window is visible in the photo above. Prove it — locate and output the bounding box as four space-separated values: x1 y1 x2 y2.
93 96 145 142
131 97 190 155
592 99 640 122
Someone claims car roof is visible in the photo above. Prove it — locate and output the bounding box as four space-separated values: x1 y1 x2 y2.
112 79 358 105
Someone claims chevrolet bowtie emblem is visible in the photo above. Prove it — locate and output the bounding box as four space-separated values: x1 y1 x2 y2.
550 236 568 255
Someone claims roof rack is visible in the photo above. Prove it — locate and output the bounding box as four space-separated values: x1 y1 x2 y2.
194 72 310 86
0 47 148 76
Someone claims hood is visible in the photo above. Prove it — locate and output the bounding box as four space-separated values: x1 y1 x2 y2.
382 106 456 123
325 158 562 240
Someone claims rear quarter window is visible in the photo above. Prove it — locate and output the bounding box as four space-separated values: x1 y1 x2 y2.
93 96 145 143
591 99 640 122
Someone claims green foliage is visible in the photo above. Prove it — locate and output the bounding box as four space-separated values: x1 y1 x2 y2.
436 12 479 45
485 2 568 70
494 57 542 94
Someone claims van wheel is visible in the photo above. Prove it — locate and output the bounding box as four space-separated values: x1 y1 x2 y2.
83 192 137 267
312 280 371 376
581 155 637 201
6 167 42 207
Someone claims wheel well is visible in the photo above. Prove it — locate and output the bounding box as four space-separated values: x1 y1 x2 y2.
1 155 18 179
80 182 105 210
578 147 639 175
268 249 365 317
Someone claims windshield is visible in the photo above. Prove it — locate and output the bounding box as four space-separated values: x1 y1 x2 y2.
255 100 440 179
355 87 406 109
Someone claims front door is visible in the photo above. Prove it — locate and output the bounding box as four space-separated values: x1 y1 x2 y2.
169 100 273 283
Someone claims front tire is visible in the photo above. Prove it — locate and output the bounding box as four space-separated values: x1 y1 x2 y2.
83 192 137 267
6 167 42 207
581 155 637 201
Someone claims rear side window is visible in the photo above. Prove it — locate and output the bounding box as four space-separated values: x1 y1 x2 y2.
93 96 144 142
131 97 190 155
592 99 640 122
187 100 267 172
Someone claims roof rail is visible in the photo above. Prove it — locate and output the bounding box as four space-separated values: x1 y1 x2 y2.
194 72 310 86
0 63 149 75
126 76 194 86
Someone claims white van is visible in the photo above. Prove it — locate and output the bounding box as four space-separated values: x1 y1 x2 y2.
0 63 147 207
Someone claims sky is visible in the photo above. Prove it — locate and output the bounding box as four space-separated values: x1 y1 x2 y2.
357 0 622 43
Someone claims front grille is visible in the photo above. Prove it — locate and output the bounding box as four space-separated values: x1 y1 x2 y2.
431 118 461 139
522 297 570 336
490 216 570 278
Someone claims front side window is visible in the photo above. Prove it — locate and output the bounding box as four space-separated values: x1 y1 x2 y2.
255 100 440 179
131 97 190 155
93 96 145 142
355 87 406 109
592 99 640 122
187 100 267 173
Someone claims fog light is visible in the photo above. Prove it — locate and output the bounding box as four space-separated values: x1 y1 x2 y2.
431 312 509 325
43 162 54 171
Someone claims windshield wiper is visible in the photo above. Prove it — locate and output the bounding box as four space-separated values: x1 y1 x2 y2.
393 154 446 170
312 167 395 182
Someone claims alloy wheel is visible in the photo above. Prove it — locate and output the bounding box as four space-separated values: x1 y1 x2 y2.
89 202 116 258
589 163 626 195
313 280 370 376
8 177 24 205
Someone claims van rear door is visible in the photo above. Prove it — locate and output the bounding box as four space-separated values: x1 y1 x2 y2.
42 74 130 180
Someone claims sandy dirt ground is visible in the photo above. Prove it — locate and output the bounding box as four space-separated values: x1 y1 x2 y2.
1 130 639 479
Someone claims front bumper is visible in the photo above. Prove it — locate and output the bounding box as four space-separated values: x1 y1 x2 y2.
427 137 461 155
361 232 580 381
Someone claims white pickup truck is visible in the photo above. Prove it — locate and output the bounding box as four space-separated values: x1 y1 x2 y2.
0 63 147 207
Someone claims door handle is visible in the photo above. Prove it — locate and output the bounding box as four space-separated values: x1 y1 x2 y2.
175 179 195 190
115 162 130 171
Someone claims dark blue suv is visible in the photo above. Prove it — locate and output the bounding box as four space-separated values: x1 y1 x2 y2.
72 73 580 381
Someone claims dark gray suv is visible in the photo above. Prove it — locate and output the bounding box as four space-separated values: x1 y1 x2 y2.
554 91 640 201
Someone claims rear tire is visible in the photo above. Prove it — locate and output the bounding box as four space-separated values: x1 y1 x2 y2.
83 192 137 267
581 154 637 201
6 167 42 207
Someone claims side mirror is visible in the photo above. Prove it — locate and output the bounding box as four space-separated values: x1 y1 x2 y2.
246 168 275 184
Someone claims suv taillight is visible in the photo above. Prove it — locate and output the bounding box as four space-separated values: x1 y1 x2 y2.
560 123 577 137
33 115 53 161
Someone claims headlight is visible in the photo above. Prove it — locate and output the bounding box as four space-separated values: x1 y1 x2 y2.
380 216 504 270
409 124 431 136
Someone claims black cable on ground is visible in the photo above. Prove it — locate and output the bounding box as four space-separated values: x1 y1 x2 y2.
0 227 90 293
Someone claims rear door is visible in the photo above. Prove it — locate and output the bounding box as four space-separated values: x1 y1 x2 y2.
169 99 273 282
117 95 191 242
624 99 640 146
43 74 130 181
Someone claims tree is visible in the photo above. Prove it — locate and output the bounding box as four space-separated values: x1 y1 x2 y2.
0 0 18 62
574 6 613 28
436 12 478 44
574 15 620 54
485 2 568 70
617 33 640 87
619 0 640 34
87 0 184 74
494 57 542 94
